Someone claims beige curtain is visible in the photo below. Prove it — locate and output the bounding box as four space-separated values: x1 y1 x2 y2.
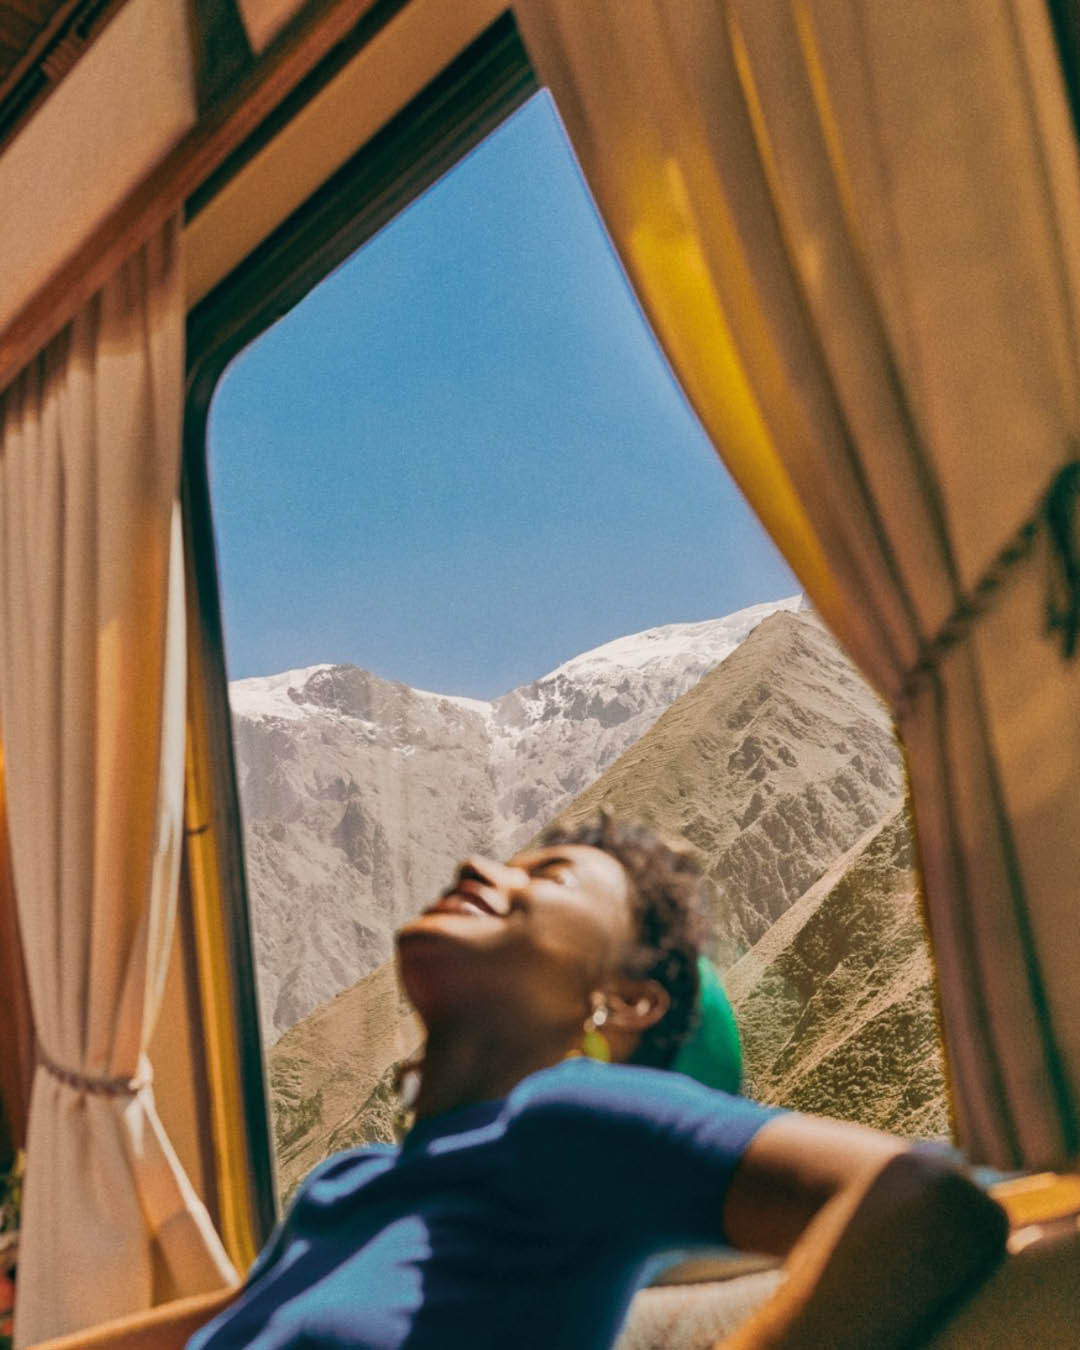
0 219 236 1348
516 0 1080 1170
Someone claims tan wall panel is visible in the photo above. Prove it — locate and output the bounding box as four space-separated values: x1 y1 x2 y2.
0 0 196 338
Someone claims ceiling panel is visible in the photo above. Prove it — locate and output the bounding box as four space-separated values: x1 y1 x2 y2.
0 0 129 147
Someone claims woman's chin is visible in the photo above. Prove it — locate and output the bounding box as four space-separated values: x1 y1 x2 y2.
396 931 491 1023
396 913 493 995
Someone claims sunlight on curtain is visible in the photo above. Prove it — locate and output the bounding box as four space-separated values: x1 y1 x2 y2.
0 219 236 1347
516 0 1080 1169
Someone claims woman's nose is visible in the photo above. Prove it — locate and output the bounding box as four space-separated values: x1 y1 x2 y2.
459 855 529 895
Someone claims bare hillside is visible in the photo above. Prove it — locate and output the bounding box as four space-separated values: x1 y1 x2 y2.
726 803 949 1137
267 959 422 1202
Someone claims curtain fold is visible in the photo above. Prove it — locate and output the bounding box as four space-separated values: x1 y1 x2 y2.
0 218 236 1348
516 0 1080 1168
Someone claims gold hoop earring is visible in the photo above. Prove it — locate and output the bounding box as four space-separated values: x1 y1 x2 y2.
581 999 612 1063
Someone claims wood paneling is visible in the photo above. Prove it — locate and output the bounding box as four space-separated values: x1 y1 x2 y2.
0 10 40 52
0 1 72 85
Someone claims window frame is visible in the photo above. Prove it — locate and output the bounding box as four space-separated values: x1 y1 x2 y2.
181 9 537 1257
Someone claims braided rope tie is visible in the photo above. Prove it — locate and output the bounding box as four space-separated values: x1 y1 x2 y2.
895 459 1080 715
36 1041 152 1097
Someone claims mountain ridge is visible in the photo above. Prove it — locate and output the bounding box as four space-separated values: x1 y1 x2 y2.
229 597 806 720
550 610 904 966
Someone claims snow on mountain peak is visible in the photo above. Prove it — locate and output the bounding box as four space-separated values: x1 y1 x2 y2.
543 597 804 682
409 686 494 717
229 664 335 721
228 596 804 722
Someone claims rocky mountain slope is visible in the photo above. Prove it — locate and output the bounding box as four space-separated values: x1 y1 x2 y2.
726 803 949 1137
232 597 803 1039
551 611 904 967
231 669 493 1038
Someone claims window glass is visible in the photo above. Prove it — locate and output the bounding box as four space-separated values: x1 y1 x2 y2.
206 91 947 1202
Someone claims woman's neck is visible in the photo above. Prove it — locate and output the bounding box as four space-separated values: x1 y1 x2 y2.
412 1019 577 1120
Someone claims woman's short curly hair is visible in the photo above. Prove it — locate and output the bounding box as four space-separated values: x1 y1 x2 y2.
540 813 704 1069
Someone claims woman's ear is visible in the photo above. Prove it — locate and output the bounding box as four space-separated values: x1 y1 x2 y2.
603 978 670 1032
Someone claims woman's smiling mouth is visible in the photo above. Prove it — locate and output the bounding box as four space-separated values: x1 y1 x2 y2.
425 893 496 918
425 876 507 918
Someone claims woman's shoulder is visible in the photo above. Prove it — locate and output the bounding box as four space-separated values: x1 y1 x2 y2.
495 1060 784 1225
510 1055 674 1100
506 1057 761 1129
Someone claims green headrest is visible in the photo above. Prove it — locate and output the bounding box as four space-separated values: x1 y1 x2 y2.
671 956 742 1093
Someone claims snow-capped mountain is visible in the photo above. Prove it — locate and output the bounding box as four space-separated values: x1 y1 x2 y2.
231 596 804 1040
485 597 807 848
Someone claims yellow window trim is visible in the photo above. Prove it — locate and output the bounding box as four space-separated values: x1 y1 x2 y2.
183 584 269 1272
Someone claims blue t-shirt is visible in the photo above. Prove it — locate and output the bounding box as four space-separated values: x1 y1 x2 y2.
189 1058 779 1349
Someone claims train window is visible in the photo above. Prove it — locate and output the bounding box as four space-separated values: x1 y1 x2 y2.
185 37 947 1212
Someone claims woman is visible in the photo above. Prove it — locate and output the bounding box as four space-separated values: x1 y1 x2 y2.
190 817 1007 1349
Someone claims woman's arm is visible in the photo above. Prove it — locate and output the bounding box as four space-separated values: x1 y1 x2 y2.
719 1115 1008 1350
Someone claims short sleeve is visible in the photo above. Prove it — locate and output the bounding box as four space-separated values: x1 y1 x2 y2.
499 1059 782 1248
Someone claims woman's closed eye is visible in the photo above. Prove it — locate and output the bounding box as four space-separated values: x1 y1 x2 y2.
530 862 576 885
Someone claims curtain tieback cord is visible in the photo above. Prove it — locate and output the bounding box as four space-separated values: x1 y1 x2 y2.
895 458 1080 714
35 1040 152 1097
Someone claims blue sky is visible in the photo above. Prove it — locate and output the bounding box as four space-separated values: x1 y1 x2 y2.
208 91 797 698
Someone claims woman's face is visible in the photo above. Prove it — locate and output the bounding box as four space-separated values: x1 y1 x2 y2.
396 844 635 1035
